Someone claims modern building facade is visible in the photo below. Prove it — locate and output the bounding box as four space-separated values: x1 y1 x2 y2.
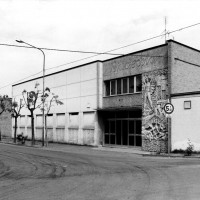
12 40 200 152
12 61 103 146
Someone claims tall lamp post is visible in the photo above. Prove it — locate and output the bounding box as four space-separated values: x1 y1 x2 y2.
16 40 45 147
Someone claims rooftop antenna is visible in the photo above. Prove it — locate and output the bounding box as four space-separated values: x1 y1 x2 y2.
165 16 167 43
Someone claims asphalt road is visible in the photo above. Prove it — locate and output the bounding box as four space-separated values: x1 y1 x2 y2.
0 144 200 200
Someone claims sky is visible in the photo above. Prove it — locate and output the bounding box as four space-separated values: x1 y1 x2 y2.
1 0 200 97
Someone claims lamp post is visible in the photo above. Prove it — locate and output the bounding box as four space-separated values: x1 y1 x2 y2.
16 40 45 147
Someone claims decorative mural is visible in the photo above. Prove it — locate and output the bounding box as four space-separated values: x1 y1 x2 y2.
142 69 168 152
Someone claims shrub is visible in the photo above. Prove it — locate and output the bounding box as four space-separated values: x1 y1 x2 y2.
185 139 194 156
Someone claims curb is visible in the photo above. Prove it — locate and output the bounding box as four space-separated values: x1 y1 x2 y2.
0 141 42 149
1 141 200 158
142 153 200 158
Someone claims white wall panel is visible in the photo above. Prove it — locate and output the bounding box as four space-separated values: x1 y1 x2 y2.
36 115 43 127
57 113 65 126
20 116 25 126
67 83 80 98
67 98 80 112
53 72 67 87
45 76 55 89
171 96 200 151
81 63 96 81
69 113 79 127
66 68 80 84
51 85 66 99
83 112 95 127
27 116 32 127
81 80 96 96
20 106 29 115
47 115 53 127
81 96 96 111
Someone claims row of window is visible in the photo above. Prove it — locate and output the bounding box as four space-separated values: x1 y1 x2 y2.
104 75 142 96
15 112 95 128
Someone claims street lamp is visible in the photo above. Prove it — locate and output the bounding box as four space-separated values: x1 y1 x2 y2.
16 40 45 147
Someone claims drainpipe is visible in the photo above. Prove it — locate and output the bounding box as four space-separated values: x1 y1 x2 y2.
167 40 172 155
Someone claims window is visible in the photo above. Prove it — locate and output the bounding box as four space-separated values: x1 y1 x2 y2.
136 75 142 92
104 75 142 96
105 81 110 96
129 76 134 93
122 78 128 93
117 79 122 94
111 80 116 95
184 101 191 109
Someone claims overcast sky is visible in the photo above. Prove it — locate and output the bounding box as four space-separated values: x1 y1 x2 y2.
1 0 200 96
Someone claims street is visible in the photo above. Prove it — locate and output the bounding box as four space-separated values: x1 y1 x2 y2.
0 144 200 200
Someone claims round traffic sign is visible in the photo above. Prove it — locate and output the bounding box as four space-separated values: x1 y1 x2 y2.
164 103 174 114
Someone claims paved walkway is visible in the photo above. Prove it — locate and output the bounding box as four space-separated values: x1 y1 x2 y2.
1 137 200 158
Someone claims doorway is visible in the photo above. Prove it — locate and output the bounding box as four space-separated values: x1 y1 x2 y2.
104 111 142 147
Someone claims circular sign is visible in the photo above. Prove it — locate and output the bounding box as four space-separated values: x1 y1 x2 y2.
164 103 174 114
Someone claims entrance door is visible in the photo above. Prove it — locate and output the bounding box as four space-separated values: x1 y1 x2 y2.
116 120 128 145
104 111 142 147
129 120 142 146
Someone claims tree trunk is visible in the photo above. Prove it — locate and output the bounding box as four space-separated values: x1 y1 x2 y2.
31 111 35 145
45 115 48 147
14 117 17 143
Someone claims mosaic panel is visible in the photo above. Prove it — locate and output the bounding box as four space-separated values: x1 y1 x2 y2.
142 69 168 152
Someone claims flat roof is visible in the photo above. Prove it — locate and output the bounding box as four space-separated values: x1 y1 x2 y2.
12 60 102 87
12 39 200 87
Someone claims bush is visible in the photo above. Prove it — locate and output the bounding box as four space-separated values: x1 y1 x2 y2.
185 139 194 156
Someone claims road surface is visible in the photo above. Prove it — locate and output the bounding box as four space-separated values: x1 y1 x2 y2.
0 143 200 200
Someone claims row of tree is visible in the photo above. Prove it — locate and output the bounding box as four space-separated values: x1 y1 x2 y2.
0 83 63 146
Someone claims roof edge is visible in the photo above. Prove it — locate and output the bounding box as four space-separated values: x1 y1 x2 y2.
167 39 200 54
12 60 102 87
103 43 168 63
171 91 200 97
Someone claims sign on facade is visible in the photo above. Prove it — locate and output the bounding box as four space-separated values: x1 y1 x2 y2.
164 103 174 114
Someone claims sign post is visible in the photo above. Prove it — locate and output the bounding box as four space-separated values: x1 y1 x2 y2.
164 103 174 115
164 103 174 155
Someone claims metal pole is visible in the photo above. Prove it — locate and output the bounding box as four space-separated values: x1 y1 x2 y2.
16 40 45 146
42 50 45 147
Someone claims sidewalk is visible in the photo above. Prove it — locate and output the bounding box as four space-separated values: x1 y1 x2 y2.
1 137 200 158
93 146 151 155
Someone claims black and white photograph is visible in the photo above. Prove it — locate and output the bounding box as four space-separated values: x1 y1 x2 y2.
0 0 200 199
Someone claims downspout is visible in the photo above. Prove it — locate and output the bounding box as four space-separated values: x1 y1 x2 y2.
167 40 172 154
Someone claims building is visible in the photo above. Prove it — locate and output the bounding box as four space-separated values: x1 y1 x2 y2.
0 111 12 139
12 61 103 146
12 40 200 152
0 97 12 139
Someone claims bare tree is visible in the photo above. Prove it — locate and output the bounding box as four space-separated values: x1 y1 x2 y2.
11 99 25 143
22 83 45 145
40 87 63 146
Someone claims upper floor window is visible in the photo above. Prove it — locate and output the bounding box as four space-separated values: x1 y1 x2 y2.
111 80 116 95
105 75 142 97
136 75 142 92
